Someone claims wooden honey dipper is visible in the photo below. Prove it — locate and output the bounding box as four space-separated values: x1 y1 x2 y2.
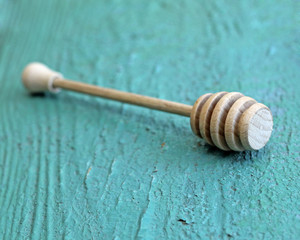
22 62 273 151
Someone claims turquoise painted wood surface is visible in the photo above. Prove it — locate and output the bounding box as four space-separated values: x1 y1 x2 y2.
0 0 299 239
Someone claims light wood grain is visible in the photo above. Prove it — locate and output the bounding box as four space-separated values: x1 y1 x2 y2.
210 92 244 151
239 103 273 150
190 93 212 137
224 96 257 151
191 92 273 151
22 63 274 152
199 92 227 146
53 78 193 116
22 62 193 117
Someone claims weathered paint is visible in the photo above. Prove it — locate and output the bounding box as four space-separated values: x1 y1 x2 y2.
0 0 299 239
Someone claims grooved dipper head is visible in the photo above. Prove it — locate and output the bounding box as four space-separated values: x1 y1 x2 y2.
190 92 273 151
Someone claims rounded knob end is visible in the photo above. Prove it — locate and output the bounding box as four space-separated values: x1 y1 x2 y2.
22 62 62 94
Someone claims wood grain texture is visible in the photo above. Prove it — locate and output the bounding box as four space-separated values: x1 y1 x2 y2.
210 92 244 151
0 0 299 239
239 103 273 151
22 62 272 151
189 91 272 151
225 96 257 151
22 63 273 151
53 78 193 117
199 92 227 146
190 93 212 137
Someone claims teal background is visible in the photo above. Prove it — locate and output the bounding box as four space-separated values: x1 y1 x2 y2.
0 0 299 239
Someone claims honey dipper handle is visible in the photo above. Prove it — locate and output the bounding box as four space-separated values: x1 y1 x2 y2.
53 78 193 117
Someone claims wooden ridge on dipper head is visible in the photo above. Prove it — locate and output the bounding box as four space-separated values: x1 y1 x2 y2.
22 62 273 152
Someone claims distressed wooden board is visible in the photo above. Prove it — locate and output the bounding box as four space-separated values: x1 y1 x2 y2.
0 0 299 239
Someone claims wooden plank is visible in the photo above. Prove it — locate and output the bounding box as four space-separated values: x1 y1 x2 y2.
0 0 299 239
